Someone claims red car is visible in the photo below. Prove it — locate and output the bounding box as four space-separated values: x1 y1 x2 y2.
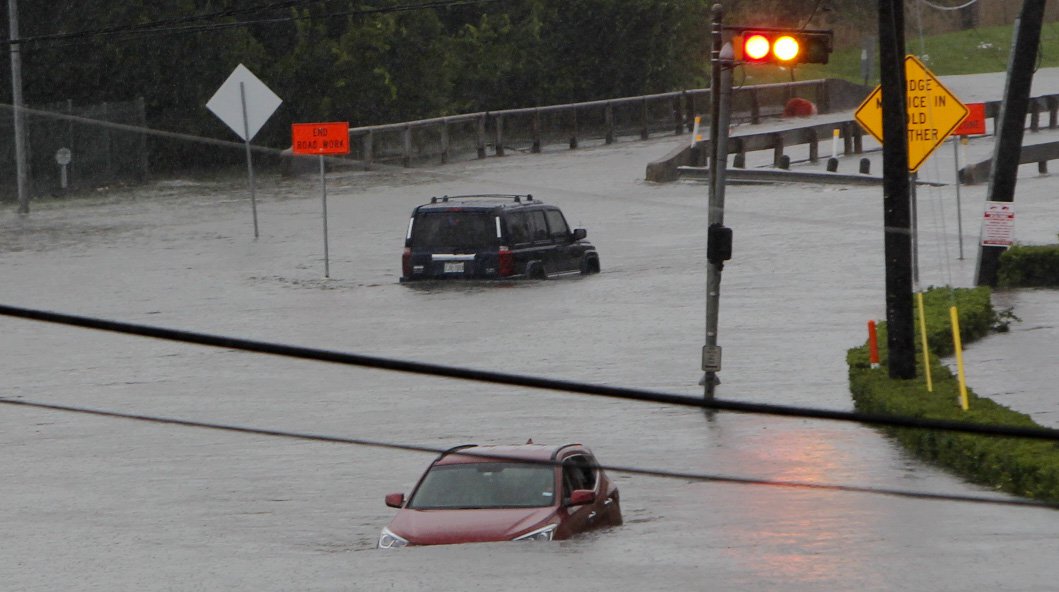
378 442 622 548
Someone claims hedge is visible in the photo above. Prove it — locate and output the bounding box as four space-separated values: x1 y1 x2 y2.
997 243 1059 287
848 286 1059 503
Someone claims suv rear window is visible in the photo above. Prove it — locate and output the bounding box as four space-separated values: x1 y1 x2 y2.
411 211 498 249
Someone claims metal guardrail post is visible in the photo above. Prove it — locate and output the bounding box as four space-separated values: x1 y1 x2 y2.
1030 99 1041 132
1048 96 1058 129
750 90 760 124
808 128 819 162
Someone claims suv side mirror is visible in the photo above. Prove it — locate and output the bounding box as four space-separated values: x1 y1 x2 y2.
385 493 406 508
566 489 596 506
572 228 587 241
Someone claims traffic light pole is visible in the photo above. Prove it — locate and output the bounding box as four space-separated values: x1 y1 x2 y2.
878 0 916 379
975 0 1046 286
704 4 732 398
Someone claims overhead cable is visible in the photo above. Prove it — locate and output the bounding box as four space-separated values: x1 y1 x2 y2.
1 303 1057 442
2 397 1056 511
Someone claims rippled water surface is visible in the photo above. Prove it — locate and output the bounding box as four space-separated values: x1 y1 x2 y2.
2 123 1058 591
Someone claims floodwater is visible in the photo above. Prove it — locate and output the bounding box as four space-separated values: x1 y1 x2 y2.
3 80 1059 590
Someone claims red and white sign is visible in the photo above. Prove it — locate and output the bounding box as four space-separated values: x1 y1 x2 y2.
292 122 350 155
980 201 1015 247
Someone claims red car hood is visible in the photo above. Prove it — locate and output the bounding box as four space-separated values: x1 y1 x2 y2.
387 506 558 545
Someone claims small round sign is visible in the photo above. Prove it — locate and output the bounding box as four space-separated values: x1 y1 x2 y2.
55 147 72 166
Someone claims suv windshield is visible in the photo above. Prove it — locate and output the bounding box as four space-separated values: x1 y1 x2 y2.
411 211 497 250
409 462 556 509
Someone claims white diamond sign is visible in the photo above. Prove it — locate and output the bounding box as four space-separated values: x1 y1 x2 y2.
206 64 282 141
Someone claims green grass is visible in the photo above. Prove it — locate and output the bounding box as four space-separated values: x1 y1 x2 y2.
736 21 1059 86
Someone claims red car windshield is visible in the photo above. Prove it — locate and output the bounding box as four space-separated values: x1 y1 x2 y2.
408 462 556 509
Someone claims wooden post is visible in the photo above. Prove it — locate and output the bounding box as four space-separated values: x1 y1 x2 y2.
808 128 819 163
476 115 487 159
494 115 505 156
750 90 760 124
685 91 696 132
363 130 374 168
402 125 412 167
640 98 649 140
531 110 542 153
772 134 784 168
604 103 615 144
569 109 578 149
673 94 684 135
440 119 450 164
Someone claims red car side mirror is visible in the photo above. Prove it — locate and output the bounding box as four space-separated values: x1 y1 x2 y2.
385 493 406 508
567 489 596 506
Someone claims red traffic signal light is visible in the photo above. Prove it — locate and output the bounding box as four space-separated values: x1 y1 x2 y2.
731 28 833 65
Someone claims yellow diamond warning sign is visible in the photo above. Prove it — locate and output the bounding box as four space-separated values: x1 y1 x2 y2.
855 55 969 172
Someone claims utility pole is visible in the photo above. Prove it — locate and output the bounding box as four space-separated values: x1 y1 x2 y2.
878 0 916 379
8 0 30 214
975 0 1046 286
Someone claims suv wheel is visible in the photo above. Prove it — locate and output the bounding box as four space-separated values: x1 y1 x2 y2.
526 261 546 279
580 255 600 275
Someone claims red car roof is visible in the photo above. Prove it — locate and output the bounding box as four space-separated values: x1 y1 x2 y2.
435 443 583 466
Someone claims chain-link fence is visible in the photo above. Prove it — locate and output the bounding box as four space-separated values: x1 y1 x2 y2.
0 98 148 201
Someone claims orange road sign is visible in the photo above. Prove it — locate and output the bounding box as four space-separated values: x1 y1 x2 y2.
953 102 987 136
854 55 969 172
292 122 350 155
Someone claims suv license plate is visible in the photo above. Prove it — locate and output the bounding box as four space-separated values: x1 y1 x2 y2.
443 262 464 273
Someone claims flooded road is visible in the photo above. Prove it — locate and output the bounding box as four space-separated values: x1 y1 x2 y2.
2 123 1058 590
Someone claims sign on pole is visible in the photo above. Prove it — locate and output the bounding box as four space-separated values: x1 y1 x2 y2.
980 201 1015 247
854 55 969 172
206 64 283 238
292 122 351 278
953 102 987 137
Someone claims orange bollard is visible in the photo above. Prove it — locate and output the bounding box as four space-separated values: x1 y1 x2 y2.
867 320 880 369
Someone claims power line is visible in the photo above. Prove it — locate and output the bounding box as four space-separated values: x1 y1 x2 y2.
1 302 1057 443
2 397 1055 511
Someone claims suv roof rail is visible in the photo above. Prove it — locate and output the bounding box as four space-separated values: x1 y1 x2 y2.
429 194 534 204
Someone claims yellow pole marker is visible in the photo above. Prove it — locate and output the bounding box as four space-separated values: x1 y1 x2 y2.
916 292 933 392
832 128 840 159
949 306 969 411
691 116 703 147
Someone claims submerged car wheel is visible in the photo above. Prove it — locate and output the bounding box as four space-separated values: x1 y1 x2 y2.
580 255 600 275
526 261 546 279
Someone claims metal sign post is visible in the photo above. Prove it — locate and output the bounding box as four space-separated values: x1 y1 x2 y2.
55 147 72 190
206 64 283 239
292 122 351 278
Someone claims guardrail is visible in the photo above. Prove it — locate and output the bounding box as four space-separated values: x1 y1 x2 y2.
646 90 1059 183
320 79 868 169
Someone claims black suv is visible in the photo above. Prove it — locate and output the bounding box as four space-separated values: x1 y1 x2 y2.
401 194 599 281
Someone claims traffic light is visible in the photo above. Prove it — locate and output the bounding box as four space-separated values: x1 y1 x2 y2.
731 28 833 65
